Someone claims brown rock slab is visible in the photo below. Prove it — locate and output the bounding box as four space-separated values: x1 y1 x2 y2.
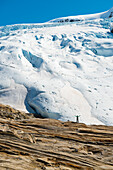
0 104 113 169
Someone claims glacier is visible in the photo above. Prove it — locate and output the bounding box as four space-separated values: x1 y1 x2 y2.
49 7 113 22
0 8 113 125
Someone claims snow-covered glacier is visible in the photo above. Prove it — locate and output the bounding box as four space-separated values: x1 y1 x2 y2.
0 8 113 125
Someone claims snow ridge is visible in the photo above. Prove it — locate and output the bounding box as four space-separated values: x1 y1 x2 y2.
49 7 113 23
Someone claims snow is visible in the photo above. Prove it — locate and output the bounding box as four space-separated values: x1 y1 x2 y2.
0 8 113 125
49 7 113 23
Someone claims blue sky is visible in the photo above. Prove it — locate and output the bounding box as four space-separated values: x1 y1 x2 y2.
0 0 112 26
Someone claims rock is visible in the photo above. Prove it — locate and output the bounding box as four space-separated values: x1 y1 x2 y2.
0 104 113 169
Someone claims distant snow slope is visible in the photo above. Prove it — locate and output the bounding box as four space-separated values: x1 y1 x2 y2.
49 7 113 23
0 8 113 125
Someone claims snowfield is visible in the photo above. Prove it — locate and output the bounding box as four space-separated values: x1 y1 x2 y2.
49 7 113 23
0 8 113 125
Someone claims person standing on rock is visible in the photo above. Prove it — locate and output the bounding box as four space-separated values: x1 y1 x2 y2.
75 115 80 123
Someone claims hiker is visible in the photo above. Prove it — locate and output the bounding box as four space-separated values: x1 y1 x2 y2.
75 115 80 123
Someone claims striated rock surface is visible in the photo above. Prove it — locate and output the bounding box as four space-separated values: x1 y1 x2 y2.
0 104 113 169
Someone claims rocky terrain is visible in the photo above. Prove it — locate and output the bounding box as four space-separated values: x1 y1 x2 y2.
0 104 113 170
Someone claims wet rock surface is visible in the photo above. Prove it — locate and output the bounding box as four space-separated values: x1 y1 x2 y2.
0 104 113 169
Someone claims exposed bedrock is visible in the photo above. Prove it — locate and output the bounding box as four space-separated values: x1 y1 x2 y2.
0 104 113 169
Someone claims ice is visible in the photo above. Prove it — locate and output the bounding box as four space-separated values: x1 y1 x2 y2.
0 46 5 51
0 8 113 125
0 80 27 112
22 50 43 69
49 7 113 23
110 22 113 33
